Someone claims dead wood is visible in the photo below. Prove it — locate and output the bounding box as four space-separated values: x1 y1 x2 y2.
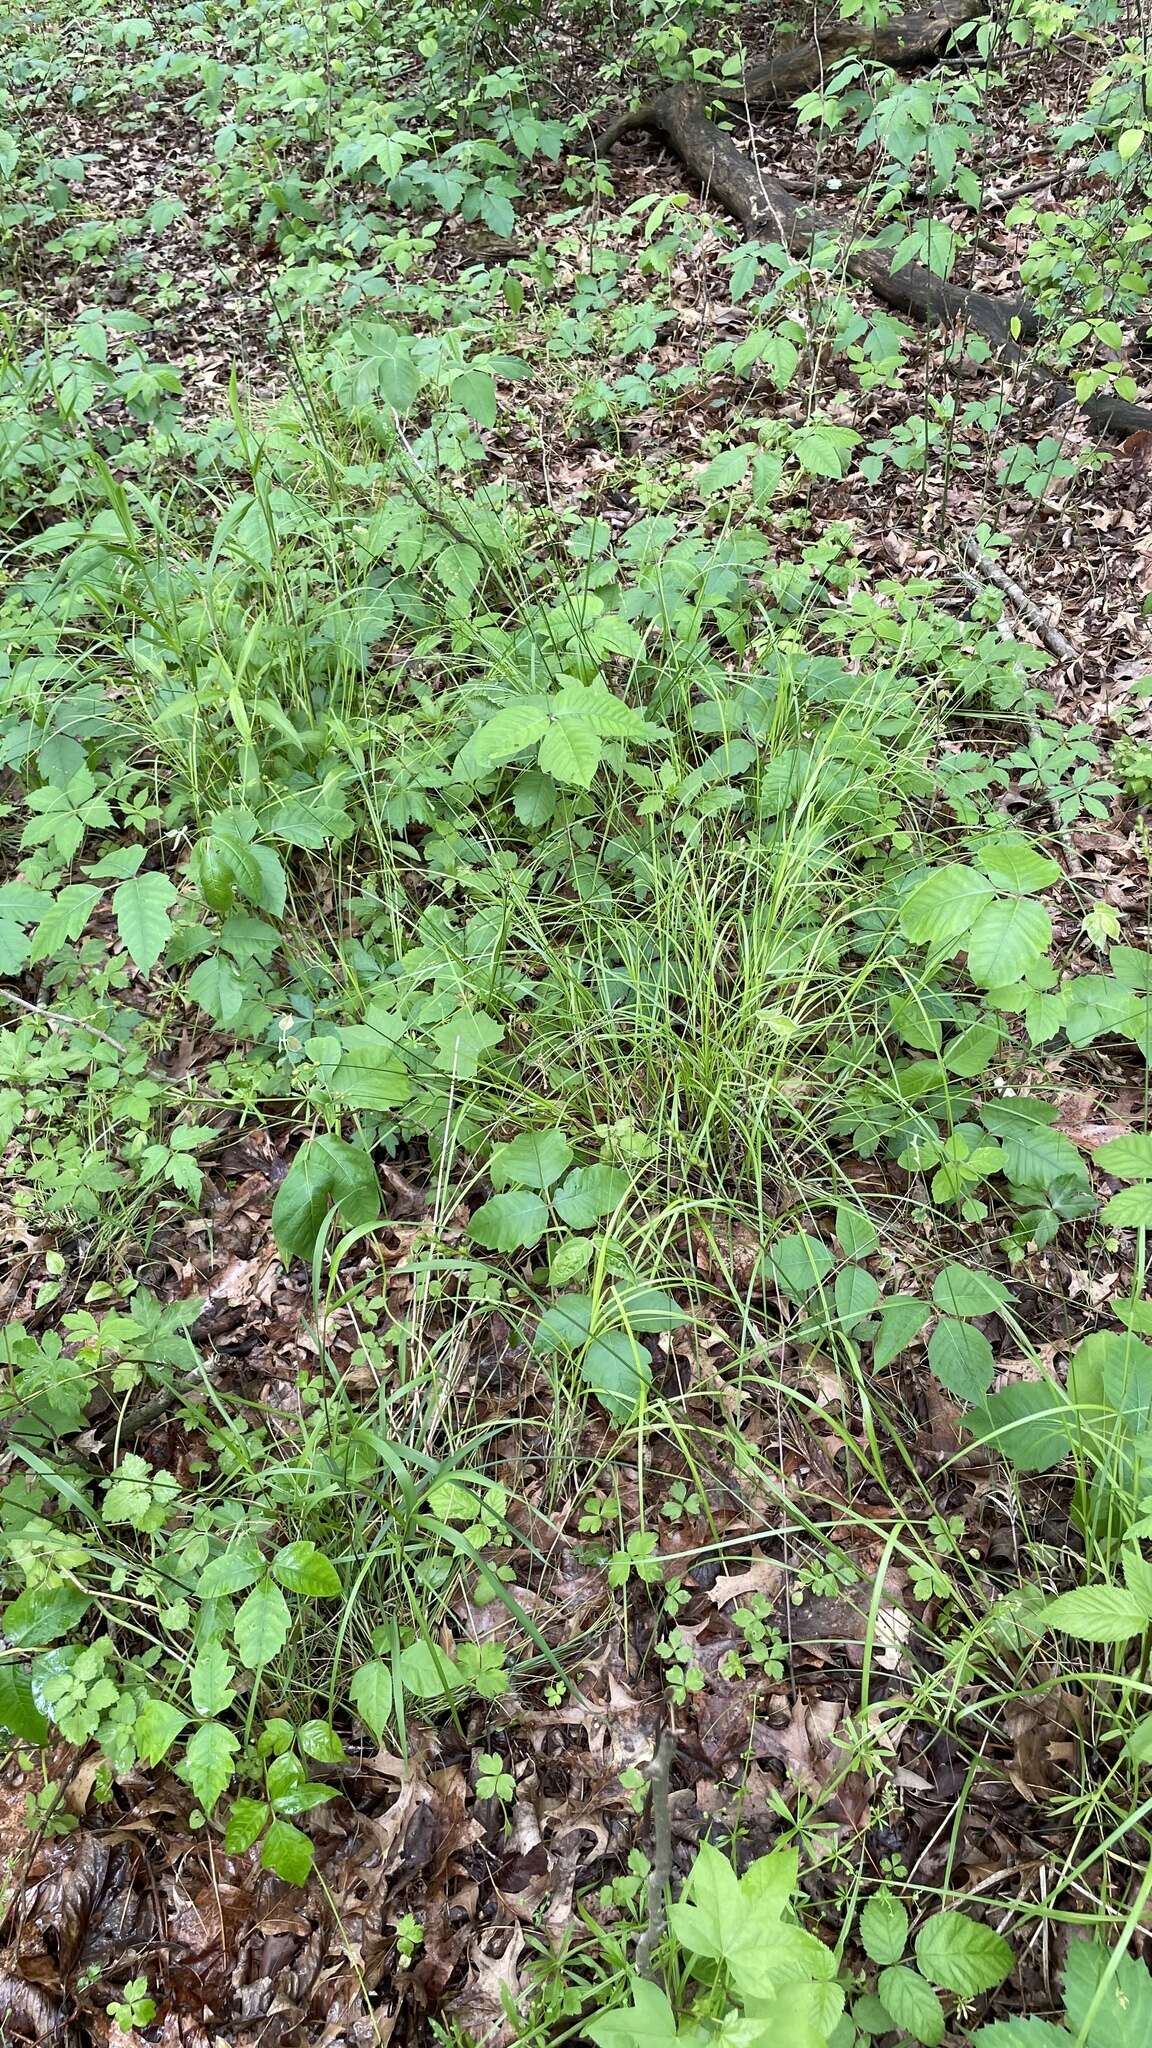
594 75 1152 440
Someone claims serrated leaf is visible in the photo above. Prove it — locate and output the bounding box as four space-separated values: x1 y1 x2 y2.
877 1964 945 2046
0 1662 49 1744
180 1721 238 1815
1103 1185 1152 1227
488 1128 573 1190
456 704 549 780
974 840 1062 894
134 1697 185 1766
260 1817 313 1884
537 714 602 788
1063 1936 1152 2048
872 1297 931 1370
1095 1133 1152 1178
1042 1583 1151 1641
272 1541 342 1597
468 1189 549 1252
859 1888 908 1964
927 1316 995 1401
350 1660 393 1739
900 866 994 947
931 1264 1014 1318
190 1639 237 1717
113 871 179 973
915 1911 1013 1996
234 1579 291 1668
224 1796 269 1854
966 897 1051 987
554 1163 631 1228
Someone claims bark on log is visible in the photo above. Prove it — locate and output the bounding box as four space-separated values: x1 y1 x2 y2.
595 80 1152 439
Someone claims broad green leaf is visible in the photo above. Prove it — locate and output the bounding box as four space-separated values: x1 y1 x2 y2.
272 1135 381 1264
582 1330 651 1416
900 866 994 947
835 1207 879 1259
927 1316 995 1402
1042 1583 1151 1641
586 1978 680 2048
966 897 1051 987
877 1964 945 2047
971 1381 1071 1472
1094 1133 1152 1179
180 1720 239 1815
197 1548 264 1598
450 367 497 426
697 444 751 492
872 1297 930 1370
435 541 483 594
537 714 602 788
0 1662 49 1744
456 704 549 780
615 1287 685 1333
398 1638 458 1700
971 2024 1069 2045
834 1265 881 1326
859 1889 908 1965
931 1264 1014 1318
1116 1299 1152 1335
260 1817 313 1885
364 324 421 411
4 1584 90 1647
330 1028 413 1112
974 840 1062 894
272 1541 342 1597
134 1697 185 1766
299 1719 346 1763
234 1579 291 1668
489 1128 573 1190
1103 1185 1152 1227
980 1099 1089 1197
943 1020 1001 1077
431 1007 504 1079
668 1840 741 1958
532 1293 595 1355
1063 1937 1152 2048
224 1796 268 1854
112 871 179 973
554 1164 631 1228
190 1639 236 1717
549 1235 595 1286
511 768 556 826
765 1231 834 1303
468 1189 549 1252
915 1912 1013 1996
350 1659 393 1740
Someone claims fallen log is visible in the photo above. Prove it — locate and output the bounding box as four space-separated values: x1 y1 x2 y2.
594 18 1152 439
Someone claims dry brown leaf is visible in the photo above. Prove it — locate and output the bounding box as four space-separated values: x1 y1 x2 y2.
707 1557 783 1610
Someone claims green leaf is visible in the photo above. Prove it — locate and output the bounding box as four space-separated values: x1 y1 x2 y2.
197 1548 264 1598
931 1264 1014 1318
435 541 483 594
1094 1133 1152 1178
456 704 549 780
532 1293 595 1355
398 1638 458 1700
582 1329 651 1416
900 865 994 947
944 1020 1001 1077
134 1697 185 1766
974 839 1062 894
180 1720 239 1816
224 1796 268 1854
877 1964 945 2047
872 1297 930 1370
1064 1936 1152 2048
668 1840 741 1959
450 367 497 426
971 2023 1070 2045
112 871 180 973
1042 1583 1151 1641
0 1662 49 1744
549 1235 595 1286
272 1135 381 1265
190 1639 237 1717
915 1912 1013 1996
585 1977 680 2048
468 1189 549 1252
350 1660 393 1740
537 714 602 788
927 1316 995 1401
488 1129 573 1190
614 1286 684 1333
765 1231 834 1303
966 897 1051 987
971 1381 1071 1472
272 1541 342 1597
859 1889 908 1965
554 1164 631 1228
980 1099 1089 1198
511 768 556 826
697 444 751 492
835 1207 879 1259
431 1007 504 1079
1103 1185 1152 1227
834 1265 881 1326
260 1817 313 1885
299 1719 346 1763
330 1029 413 1113
234 1579 292 1668
4 1584 90 1647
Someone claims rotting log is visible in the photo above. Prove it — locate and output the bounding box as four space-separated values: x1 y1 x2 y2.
593 14 1152 439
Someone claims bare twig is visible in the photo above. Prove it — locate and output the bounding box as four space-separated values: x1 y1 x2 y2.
0 986 172 1082
635 1727 675 1984
956 537 1079 666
